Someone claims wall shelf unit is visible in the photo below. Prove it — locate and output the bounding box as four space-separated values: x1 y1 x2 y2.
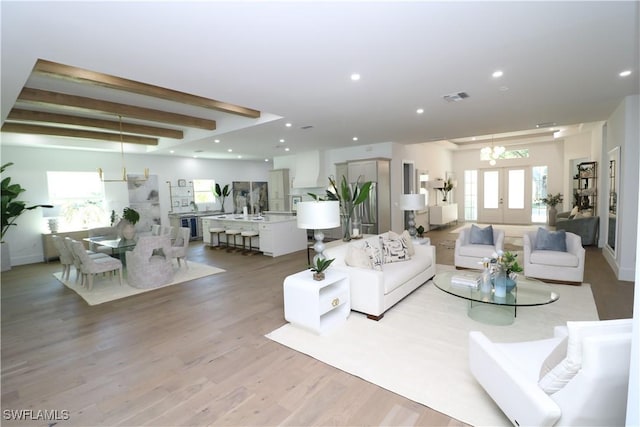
573 161 597 213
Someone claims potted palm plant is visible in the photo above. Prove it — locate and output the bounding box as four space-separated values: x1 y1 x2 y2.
308 175 372 241
1 162 53 271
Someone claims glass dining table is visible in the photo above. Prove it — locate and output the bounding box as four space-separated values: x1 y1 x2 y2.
83 236 138 265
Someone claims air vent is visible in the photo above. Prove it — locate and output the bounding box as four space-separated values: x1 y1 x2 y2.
442 92 470 103
300 125 314 130
536 122 557 128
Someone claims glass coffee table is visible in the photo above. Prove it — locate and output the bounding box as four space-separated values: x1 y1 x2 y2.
433 271 559 325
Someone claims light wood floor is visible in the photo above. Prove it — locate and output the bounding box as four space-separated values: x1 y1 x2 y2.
1 226 634 426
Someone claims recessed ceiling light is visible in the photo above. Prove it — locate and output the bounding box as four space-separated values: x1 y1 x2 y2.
350 73 361 81
619 70 632 77
170 150 175 154
237 155 242 159
279 139 285 143
214 139 220 143
353 137 358 141
284 147 290 152
416 108 424 114
471 137 476 141
492 70 504 78
227 149 232 152
285 123 292 127
264 158 269 162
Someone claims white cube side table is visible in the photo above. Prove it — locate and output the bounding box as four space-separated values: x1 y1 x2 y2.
283 269 350 334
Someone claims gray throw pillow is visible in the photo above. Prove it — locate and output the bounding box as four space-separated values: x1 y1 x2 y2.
469 224 494 245
535 228 567 252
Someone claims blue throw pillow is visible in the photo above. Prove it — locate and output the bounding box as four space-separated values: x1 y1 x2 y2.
469 224 494 245
535 228 567 252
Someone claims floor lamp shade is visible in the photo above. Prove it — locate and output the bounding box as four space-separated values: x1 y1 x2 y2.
399 194 425 211
296 201 340 230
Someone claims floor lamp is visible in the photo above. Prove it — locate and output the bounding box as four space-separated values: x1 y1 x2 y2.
297 200 340 263
399 194 425 239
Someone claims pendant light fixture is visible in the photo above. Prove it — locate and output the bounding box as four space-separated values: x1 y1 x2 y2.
98 115 149 182
480 136 505 166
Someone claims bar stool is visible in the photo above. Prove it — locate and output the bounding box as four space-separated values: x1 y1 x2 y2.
241 230 260 256
209 227 226 250
224 229 242 252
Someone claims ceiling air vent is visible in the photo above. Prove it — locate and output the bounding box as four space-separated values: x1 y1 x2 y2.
300 125 314 130
442 92 470 103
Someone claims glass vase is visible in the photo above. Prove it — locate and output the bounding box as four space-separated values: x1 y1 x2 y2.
493 264 507 298
341 215 351 242
351 216 362 239
480 263 492 294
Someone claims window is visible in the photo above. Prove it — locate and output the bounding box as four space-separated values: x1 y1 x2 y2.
531 166 548 223
193 179 215 204
464 170 478 221
47 171 107 230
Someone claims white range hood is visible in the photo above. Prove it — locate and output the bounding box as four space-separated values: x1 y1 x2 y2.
292 150 325 188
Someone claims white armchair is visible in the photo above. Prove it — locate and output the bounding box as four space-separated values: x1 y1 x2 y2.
523 230 585 284
469 318 632 427
454 225 505 269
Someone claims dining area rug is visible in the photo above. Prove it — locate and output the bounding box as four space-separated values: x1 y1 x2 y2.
53 261 225 305
266 265 598 426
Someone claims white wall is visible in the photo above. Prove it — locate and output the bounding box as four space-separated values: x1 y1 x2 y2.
603 95 639 281
1 146 271 266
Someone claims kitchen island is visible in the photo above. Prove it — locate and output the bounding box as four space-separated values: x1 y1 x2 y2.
201 215 307 257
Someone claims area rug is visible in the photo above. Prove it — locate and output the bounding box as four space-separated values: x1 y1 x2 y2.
266 265 599 427
54 261 225 306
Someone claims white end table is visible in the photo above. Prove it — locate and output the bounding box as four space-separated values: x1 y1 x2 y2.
283 269 350 334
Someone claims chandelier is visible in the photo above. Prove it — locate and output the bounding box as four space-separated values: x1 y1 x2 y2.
98 115 149 182
480 137 505 166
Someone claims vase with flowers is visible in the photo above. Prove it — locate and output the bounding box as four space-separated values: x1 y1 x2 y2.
540 192 563 226
485 250 523 297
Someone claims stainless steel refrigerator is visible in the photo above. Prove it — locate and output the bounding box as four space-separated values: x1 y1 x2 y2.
348 159 391 235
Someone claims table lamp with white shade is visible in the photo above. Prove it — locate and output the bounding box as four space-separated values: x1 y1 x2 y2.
399 193 426 239
297 200 340 263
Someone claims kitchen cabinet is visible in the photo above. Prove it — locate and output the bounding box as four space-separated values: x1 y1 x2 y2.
268 169 290 211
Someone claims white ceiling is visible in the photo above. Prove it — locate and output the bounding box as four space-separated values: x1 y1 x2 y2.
1 1 638 161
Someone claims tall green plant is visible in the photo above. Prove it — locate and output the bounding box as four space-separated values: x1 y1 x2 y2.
309 175 372 218
214 183 231 211
1 162 53 241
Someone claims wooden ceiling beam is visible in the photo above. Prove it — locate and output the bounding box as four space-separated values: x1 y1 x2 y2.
18 88 217 130
7 109 183 139
33 59 261 119
1 123 158 146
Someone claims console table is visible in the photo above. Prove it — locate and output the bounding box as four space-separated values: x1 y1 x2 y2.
429 203 458 228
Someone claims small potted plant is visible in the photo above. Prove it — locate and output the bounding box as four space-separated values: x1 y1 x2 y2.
309 257 335 281
119 207 140 240
416 225 425 238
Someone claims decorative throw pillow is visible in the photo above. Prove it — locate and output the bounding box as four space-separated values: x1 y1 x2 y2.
379 235 410 264
535 228 567 252
538 319 632 394
388 230 415 256
401 230 416 256
364 240 383 271
568 205 579 219
469 224 494 245
345 244 372 269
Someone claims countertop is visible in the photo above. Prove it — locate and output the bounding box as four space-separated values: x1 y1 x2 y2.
201 214 298 224
168 211 222 217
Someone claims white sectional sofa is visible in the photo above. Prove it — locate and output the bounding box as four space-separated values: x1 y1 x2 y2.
324 232 436 320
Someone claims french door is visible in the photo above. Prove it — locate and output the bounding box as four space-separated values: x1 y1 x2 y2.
478 167 531 224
